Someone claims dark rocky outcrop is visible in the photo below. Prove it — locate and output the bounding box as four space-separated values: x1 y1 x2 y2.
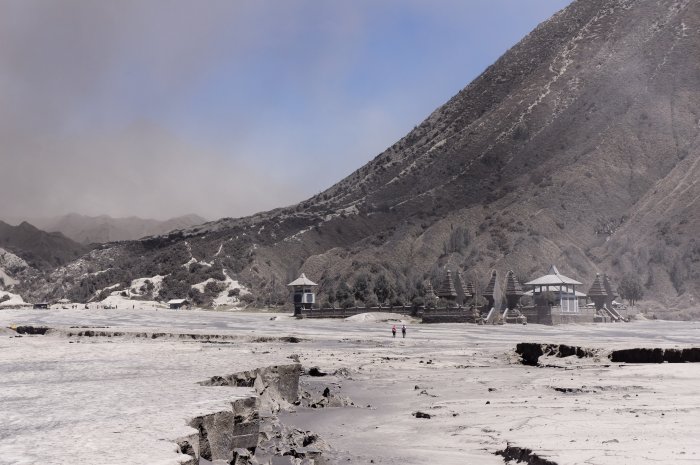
12 326 50 335
496 444 559 465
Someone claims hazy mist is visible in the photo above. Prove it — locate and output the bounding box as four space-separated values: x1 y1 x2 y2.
0 0 571 221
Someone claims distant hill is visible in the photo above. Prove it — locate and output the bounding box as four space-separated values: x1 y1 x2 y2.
0 221 88 270
28 213 207 244
20 0 700 315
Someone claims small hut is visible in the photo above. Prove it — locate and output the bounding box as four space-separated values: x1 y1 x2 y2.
287 273 317 316
167 299 189 310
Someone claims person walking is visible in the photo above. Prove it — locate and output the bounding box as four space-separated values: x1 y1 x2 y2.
391 325 397 338
401 325 407 338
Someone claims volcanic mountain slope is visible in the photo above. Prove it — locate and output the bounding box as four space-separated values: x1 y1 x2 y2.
0 221 88 271
24 213 207 244
23 0 700 312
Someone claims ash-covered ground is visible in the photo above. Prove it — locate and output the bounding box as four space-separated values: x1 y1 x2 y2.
1 308 699 465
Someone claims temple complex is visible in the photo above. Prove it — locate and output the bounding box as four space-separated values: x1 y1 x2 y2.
291 264 629 325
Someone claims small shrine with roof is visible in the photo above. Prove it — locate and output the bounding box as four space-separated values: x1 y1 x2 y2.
287 273 317 316
524 265 583 312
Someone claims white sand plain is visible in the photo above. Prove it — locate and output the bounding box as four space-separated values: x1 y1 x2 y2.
1 307 699 465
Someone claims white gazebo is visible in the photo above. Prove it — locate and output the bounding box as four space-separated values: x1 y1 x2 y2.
525 265 583 313
287 273 318 315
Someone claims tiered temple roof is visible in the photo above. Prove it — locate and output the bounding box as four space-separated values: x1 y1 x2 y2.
457 271 472 298
588 273 608 297
437 270 458 299
425 281 436 296
505 270 524 296
602 274 617 299
483 270 498 297
465 281 476 296
525 265 582 286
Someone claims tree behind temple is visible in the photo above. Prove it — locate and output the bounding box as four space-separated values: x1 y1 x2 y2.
373 273 395 304
352 273 372 304
618 273 644 306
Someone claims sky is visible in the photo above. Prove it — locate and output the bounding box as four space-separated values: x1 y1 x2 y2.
0 0 572 222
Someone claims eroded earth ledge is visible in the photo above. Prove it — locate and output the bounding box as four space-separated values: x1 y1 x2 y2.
515 342 700 365
182 363 334 465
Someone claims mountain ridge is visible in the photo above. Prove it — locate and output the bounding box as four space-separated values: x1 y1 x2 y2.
0 220 88 271
12 213 208 244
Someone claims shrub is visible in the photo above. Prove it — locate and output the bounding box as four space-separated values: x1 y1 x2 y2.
364 293 379 308
240 293 256 305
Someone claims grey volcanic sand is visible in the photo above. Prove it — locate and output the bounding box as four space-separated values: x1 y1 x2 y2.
1 308 699 464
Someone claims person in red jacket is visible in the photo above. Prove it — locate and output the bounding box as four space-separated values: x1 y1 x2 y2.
391 325 396 338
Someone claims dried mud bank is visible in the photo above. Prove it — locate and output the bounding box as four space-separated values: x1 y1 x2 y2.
182 364 337 465
11 324 304 344
516 342 700 365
